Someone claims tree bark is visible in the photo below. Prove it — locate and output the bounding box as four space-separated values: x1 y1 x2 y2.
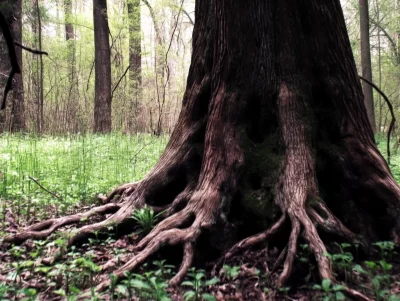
10 0 25 132
64 0 80 132
64 0 74 41
127 0 141 132
0 0 25 131
359 0 376 132
93 0 112 133
0 1 12 132
6 1 400 299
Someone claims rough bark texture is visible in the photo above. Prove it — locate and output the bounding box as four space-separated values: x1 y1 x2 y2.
10 0 25 132
127 0 141 131
0 1 11 132
359 0 375 132
0 0 25 132
64 0 80 132
6 1 400 299
64 0 74 41
93 0 112 133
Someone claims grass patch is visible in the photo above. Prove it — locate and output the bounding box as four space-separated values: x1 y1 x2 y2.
0 133 168 221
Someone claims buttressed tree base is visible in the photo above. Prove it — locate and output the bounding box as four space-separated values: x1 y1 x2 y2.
6 1 400 300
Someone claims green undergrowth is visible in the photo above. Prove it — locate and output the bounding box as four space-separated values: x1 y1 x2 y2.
376 135 400 182
0 133 168 221
0 238 399 300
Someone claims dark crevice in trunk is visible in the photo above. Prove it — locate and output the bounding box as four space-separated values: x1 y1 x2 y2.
146 169 188 206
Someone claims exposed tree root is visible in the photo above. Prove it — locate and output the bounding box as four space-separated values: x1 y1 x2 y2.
216 83 372 301
83 216 203 297
279 218 301 286
4 203 121 244
97 181 140 204
224 214 286 259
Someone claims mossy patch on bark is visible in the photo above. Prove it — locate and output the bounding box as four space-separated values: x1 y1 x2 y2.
239 134 283 228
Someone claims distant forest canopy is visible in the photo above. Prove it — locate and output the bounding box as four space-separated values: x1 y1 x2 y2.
0 0 398 135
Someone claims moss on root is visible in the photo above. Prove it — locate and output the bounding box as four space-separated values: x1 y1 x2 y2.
239 134 283 228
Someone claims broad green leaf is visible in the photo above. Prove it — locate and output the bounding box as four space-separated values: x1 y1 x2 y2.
116 285 128 296
321 279 331 292
335 291 346 300
130 279 151 290
205 277 219 286
195 272 205 280
332 285 346 291
352 264 366 274
182 281 195 287
201 293 217 301
184 290 196 301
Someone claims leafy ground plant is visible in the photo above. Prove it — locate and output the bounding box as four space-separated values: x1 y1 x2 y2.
122 271 171 301
221 264 240 281
182 268 219 301
131 206 165 234
313 278 346 301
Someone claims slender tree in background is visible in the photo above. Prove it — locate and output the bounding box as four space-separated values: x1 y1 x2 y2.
64 0 79 131
143 0 167 135
7 1 400 299
127 0 141 131
359 0 375 132
93 0 112 133
64 0 74 41
31 0 44 133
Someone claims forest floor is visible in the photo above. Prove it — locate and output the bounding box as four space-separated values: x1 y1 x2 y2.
1 133 400 301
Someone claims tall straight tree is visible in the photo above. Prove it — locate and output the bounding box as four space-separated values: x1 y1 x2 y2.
64 0 74 41
8 1 400 299
93 0 112 133
64 0 79 132
10 0 25 132
359 0 375 132
127 0 141 131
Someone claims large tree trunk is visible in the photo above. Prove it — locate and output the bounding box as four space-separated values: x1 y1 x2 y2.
6 1 400 299
93 0 112 133
359 0 375 132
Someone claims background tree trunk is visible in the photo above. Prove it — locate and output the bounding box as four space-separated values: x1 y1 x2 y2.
93 0 112 133
10 0 25 132
359 0 376 132
0 0 25 132
31 0 44 133
128 0 141 132
64 0 79 132
64 0 74 41
0 1 12 132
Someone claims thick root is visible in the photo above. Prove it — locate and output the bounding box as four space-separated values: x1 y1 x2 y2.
67 199 145 245
278 217 301 286
4 203 121 244
97 181 140 203
224 214 286 259
4 181 144 245
221 205 372 301
83 220 203 297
